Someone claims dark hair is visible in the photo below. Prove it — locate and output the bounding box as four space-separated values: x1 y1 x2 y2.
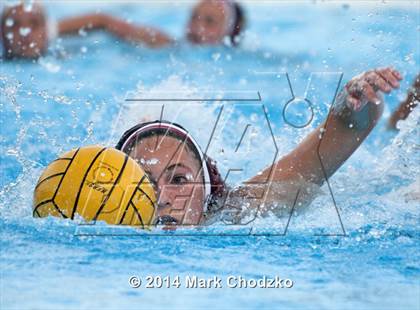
230 2 246 46
1 7 11 58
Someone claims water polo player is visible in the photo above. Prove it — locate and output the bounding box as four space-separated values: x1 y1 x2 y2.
1 2 171 58
1 3 119 59
117 67 403 226
1 0 244 59
186 0 245 46
84 0 246 47
1 3 49 59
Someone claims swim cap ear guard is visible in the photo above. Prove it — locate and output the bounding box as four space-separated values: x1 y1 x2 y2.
228 1 246 46
115 120 226 213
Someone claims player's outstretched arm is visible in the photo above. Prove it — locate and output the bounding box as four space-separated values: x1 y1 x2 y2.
58 13 173 48
248 67 402 187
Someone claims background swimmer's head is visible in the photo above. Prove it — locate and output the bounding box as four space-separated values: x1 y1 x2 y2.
1 3 48 59
187 0 245 46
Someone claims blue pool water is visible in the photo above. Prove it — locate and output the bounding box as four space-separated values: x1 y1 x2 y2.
1 2 419 309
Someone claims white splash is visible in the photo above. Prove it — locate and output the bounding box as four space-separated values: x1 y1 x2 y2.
110 75 286 187
146 158 159 165
23 2 33 12
38 57 61 73
102 75 420 230
19 27 31 37
5 18 14 27
78 28 87 37
185 173 194 181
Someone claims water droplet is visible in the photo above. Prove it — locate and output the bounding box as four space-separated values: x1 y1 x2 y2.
404 53 414 64
19 27 31 37
23 2 33 12
6 149 19 156
5 18 14 27
38 58 61 73
211 53 221 61
78 28 87 37
76 82 84 91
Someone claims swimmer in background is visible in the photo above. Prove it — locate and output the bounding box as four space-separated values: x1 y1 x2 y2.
94 0 245 47
388 74 419 130
1 0 245 59
116 68 403 226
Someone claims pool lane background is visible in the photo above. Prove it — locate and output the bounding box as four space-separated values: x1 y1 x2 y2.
1 1 419 309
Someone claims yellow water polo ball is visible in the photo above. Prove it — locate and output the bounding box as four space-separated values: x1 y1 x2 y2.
33 145 157 228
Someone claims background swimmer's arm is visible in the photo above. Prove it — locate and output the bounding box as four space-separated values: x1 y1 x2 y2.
58 14 173 48
388 74 419 130
58 14 110 35
248 68 402 187
101 15 174 48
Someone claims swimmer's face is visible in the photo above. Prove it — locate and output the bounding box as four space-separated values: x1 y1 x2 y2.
1 4 48 59
187 0 229 45
129 135 205 226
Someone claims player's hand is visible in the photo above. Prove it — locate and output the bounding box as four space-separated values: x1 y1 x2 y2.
345 67 403 111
